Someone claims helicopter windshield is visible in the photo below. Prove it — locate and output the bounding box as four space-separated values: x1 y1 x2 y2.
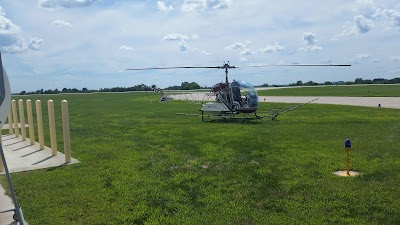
232 80 259 108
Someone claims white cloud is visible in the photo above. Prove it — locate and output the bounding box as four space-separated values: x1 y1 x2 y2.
178 40 188 52
38 0 98 8
240 49 254 55
258 42 285 53
119 45 134 51
1 38 27 53
224 42 247 50
392 56 400 61
157 1 173 13
354 15 374 33
162 33 203 52
373 8 400 29
302 32 318 45
52 20 72 28
182 0 231 12
356 53 370 59
342 15 374 35
0 7 27 53
301 33 322 52
240 57 247 62
162 33 190 41
28 37 44 50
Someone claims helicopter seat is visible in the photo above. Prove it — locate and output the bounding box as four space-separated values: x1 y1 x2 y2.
230 80 242 103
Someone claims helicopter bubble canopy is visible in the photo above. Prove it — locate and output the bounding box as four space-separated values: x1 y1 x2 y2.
230 80 259 108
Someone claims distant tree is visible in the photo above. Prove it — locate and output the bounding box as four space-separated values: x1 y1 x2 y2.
354 78 364 84
296 80 303 86
305 80 317 86
388 77 400 84
179 81 201 90
189 82 201 89
324 81 333 85
181 82 190 90
373 78 386 84
364 79 373 84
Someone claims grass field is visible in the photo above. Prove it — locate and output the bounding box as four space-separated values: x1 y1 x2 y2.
1 92 400 224
257 84 400 97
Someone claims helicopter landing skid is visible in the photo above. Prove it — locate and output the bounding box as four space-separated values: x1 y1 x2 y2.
201 110 262 123
176 111 262 123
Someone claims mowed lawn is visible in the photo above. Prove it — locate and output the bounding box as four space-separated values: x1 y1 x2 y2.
257 84 400 97
1 92 400 224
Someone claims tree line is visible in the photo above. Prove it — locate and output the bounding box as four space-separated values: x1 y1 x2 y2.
17 82 206 95
16 77 400 95
288 77 400 86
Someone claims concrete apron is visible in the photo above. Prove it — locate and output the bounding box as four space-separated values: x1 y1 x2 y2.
0 184 15 225
1 134 78 174
0 134 79 224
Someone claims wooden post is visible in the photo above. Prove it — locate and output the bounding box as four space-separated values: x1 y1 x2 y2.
48 100 57 156
36 100 45 150
8 109 13 134
11 100 19 137
26 100 36 145
61 100 71 163
18 99 27 141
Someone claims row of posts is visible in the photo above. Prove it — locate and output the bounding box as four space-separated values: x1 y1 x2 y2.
0 99 71 172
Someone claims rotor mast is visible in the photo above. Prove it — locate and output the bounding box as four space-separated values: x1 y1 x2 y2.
221 61 235 84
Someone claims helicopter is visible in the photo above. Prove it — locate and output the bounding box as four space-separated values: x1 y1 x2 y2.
126 62 351 121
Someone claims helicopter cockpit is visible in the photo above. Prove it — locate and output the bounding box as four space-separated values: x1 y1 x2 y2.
230 80 259 111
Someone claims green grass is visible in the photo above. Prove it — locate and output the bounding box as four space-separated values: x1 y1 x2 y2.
1 92 400 224
257 84 400 97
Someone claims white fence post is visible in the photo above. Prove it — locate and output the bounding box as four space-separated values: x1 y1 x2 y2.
61 100 71 163
48 100 57 156
12 100 19 137
26 100 36 145
18 99 27 141
8 109 13 134
36 100 45 150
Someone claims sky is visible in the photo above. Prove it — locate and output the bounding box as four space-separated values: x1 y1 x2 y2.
0 0 399 93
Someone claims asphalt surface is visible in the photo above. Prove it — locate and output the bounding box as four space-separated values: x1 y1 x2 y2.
259 96 400 109
173 93 400 109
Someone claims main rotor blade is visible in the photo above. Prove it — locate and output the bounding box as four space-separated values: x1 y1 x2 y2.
126 66 220 70
126 64 351 71
238 64 351 68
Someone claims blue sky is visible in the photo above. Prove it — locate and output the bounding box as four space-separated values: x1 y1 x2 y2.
0 0 399 92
